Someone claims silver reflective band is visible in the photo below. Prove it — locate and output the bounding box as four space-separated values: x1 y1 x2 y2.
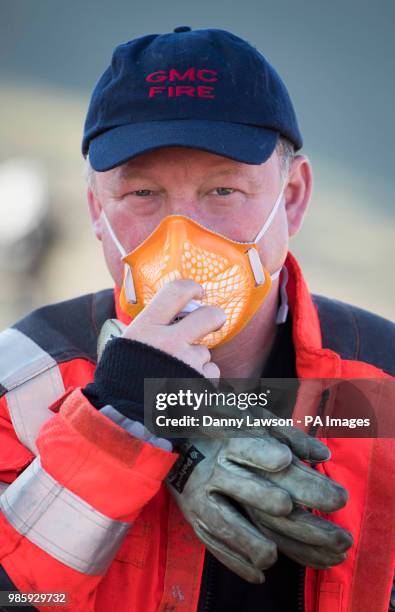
0 458 131 575
0 482 9 495
0 328 64 454
100 404 173 451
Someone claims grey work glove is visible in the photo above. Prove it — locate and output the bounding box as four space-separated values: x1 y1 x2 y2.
166 436 351 584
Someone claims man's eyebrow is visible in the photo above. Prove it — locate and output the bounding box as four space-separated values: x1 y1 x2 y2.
117 166 154 181
205 167 249 178
204 167 262 186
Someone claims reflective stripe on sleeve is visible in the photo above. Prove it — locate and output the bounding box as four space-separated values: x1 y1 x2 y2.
0 457 131 575
0 482 9 496
0 328 65 454
100 404 173 451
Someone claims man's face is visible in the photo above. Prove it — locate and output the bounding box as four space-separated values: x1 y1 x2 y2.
88 146 311 289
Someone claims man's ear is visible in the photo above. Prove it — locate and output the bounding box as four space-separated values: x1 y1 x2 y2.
284 155 313 237
87 188 103 241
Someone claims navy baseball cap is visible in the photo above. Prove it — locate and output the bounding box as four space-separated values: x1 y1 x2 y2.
82 27 303 172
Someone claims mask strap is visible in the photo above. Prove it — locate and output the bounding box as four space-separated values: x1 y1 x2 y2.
254 180 286 244
102 211 127 258
102 211 137 304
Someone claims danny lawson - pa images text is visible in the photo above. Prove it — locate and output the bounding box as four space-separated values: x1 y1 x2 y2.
155 415 371 429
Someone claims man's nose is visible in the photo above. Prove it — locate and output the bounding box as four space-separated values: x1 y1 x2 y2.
166 194 198 218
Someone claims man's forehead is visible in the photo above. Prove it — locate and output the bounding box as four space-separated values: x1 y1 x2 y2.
113 147 271 181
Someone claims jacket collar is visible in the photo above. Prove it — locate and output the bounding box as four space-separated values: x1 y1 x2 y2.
285 252 341 377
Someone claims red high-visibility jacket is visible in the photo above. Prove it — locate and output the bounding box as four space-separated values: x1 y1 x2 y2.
0 252 394 612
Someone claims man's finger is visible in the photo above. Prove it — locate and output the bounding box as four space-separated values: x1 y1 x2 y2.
246 506 353 551
268 415 331 463
190 343 211 364
176 304 226 343
226 437 293 473
141 279 204 325
193 522 266 584
253 458 348 512
195 494 278 575
251 522 348 569
202 362 221 378
209 402 331 465
213 462 292 516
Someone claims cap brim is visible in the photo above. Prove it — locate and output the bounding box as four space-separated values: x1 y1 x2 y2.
88 120 278 171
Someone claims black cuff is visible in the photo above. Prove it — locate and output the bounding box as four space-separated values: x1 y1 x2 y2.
83 337 204 423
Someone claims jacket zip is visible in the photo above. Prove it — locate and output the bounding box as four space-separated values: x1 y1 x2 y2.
299 390 329 611
297 567 305 611
197 552 215 612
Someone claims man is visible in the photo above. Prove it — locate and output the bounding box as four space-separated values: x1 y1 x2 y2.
0 27 394 612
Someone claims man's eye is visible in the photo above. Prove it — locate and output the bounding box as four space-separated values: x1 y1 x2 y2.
132 189 154 197
211 187 235 196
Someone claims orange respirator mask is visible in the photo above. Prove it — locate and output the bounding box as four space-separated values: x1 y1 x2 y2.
103 184 285 348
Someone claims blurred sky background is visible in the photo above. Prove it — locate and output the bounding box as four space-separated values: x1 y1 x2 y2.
0 0 394 328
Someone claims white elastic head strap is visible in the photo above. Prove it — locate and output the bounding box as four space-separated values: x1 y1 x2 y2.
249 180 286 283
254 180 286 244
102 211 137 303
102 211 127 258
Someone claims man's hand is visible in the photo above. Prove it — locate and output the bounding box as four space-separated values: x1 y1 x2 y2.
122 279 224 377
